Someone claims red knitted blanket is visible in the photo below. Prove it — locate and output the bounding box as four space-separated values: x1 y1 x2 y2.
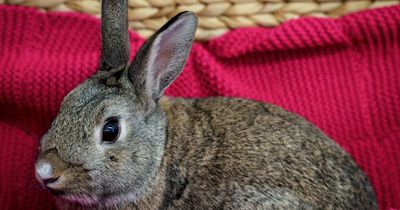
0 5 399 210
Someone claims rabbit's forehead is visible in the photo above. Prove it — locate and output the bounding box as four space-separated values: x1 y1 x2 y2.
63 80 110 106
62 79 123 108
59 79 142 120
56 80 132 124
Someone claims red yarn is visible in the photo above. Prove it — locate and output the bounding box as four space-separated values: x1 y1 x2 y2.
0 5 399 209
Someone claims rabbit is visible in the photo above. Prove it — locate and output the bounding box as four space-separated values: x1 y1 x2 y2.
35 0 378 209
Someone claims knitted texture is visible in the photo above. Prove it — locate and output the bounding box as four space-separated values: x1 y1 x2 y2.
0 5 399 210
3 0 400 40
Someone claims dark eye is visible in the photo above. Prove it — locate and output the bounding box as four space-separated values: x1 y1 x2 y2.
102 118 120 143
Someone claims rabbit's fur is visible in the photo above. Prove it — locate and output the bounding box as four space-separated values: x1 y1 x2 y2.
35 0 377 209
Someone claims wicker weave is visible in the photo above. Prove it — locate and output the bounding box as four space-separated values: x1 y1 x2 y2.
2 0 400 40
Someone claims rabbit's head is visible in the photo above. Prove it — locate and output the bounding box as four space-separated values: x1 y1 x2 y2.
35 0 197 206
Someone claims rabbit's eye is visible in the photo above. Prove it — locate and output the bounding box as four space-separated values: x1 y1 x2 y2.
102 119 120 143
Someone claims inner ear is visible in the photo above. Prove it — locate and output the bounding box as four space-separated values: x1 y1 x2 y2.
127 12 198 109
147 18 194 96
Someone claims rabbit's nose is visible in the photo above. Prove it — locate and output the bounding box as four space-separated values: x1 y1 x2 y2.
35 162 63 189
36 162 54 181
35 148 67 192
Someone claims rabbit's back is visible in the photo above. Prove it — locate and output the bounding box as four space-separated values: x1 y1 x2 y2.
161 97 377 209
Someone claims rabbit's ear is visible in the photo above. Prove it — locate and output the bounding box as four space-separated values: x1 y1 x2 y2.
99 0 130 71
128 11 197 109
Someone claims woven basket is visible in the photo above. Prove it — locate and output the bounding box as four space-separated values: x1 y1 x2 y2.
2 0 400 40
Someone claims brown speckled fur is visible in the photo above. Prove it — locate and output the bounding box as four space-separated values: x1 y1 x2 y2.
35 1 377 209
159 97 377 209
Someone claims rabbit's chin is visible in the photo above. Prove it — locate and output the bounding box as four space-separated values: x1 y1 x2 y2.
62 194 99 206
61 190 143 208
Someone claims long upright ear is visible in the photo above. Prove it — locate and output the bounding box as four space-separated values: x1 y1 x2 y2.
99 0 130 71
128 11 198 109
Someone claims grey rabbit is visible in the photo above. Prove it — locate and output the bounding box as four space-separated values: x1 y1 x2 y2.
35 0 377 209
